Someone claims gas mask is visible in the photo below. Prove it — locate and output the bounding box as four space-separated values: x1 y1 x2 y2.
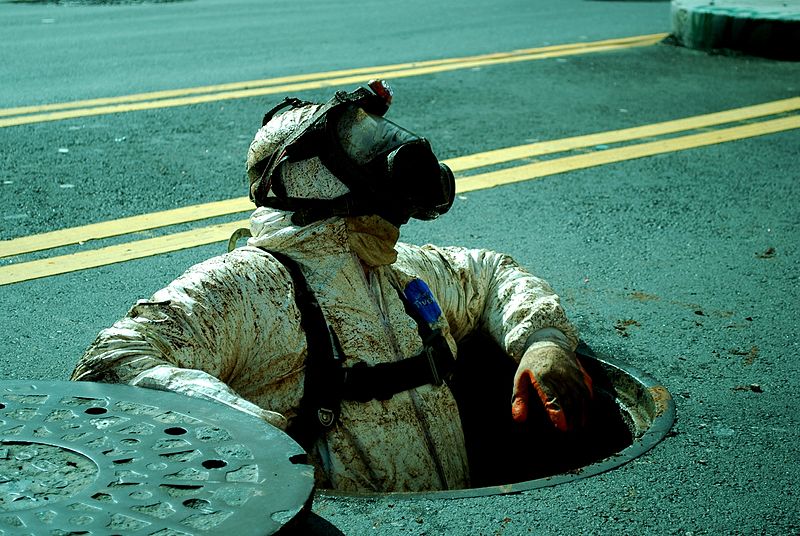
248 81 455 227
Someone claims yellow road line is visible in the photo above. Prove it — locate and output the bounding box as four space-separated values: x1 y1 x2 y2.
0 34 666 118
456 114 800 192
1 113 797 286
447 96 800 171
0 34 666 129
0 34 665 119
2 95 797 259
0 198 254 259
0 221 247 287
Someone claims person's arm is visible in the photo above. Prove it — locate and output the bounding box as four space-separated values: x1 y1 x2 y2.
71 248 301 429
395 243 591 431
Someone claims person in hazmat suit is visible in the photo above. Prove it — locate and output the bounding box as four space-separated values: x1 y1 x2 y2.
71 81 593 493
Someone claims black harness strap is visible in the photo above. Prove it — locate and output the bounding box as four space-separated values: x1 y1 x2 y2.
270 251 345 450
341 331 455 402
352 286 458 395
268 250 455 450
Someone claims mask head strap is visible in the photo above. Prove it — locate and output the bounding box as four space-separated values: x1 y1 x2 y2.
261 97 313 127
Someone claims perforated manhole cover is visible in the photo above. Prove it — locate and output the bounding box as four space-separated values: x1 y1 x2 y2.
0 380 314 535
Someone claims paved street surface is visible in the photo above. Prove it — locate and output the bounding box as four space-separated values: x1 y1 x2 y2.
1 0 798 534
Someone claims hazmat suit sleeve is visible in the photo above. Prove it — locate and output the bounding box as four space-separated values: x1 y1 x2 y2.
70 247 306 429
394 243 578 362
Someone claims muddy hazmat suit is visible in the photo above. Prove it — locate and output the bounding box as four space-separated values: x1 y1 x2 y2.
72 84 587 493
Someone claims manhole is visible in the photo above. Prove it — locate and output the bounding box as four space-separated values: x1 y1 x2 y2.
0 380 315 535
321 340 675 499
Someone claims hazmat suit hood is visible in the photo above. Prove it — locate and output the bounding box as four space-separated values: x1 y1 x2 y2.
246 103 401 267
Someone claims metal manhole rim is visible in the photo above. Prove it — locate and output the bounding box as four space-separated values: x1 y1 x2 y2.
318 351 676 501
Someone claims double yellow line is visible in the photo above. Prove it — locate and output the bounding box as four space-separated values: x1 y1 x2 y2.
0 34 666 128
1 33 798 286
2 96 799 287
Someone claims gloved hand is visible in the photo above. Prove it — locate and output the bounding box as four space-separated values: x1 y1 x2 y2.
511 342 593 431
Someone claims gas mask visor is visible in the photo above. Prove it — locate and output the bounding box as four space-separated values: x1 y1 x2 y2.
323 104 455 226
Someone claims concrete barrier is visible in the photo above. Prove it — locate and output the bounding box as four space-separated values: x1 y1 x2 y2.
671 0 800 60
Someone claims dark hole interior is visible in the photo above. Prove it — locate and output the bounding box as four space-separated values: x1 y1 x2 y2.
84 407 108 415
289 453 308 465
0 403 5 409
201 459 227 469
164 427 187 436
451 337 633 488
183 498 211 509
161 484 203 492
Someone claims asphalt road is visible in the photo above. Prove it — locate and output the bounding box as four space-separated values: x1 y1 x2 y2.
1 0 799 534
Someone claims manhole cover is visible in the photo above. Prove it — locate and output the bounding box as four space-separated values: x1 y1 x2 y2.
0 380 314 535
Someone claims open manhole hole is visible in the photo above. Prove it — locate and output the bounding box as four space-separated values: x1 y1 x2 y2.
321 340 675 499
0 380 314 535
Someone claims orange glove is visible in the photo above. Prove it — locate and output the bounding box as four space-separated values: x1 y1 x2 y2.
511 343 593 432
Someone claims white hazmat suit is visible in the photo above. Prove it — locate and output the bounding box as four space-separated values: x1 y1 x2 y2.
72 92 583 493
